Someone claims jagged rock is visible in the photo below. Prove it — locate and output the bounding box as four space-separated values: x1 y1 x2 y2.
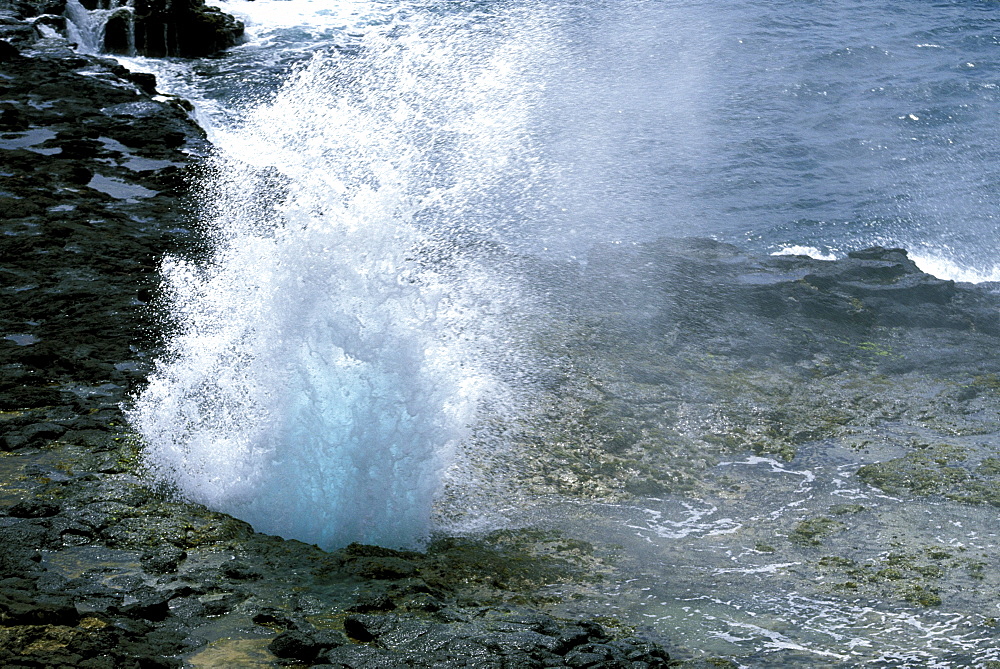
0 586 78 626
3 0 65 18
333 608 671 668
140 546 187 574
111 587 171 621
268 629 345 662
346 591 396 613
219 559 263 580
102 6 131 53
7 499 60 518
131 0 243 58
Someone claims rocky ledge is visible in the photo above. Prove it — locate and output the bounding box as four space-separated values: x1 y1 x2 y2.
0 8 682 669
9 0 244 57
105 0 245 58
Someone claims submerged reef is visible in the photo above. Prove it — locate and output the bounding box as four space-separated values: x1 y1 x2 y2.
512 238 1000 503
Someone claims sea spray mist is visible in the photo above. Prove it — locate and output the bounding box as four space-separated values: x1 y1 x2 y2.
128 11 551 549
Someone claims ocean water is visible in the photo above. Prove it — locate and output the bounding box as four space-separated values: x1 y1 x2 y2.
119 0 1000 274
66 0 1000 664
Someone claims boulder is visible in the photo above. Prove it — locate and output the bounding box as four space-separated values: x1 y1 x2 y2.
131 0 244 58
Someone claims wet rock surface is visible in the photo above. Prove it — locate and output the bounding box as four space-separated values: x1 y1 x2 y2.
0 11 206 445
0 9 681 669
126 0 245 58
0 443 677 667
514 238 1000 501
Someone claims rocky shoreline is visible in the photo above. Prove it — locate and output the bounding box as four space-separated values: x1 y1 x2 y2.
0 5 684 668
5 2 1000 666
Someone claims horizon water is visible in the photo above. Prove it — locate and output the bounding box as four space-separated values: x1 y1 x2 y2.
65 0 1000 664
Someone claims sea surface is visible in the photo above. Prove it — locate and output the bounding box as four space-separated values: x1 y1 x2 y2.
68 0 1000 665
116 0 1000 279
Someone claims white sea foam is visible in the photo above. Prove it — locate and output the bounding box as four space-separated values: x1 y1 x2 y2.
626 501 742 539
910 252 1000 284
129 9 552 549
213 0 396 38
770 245 837 261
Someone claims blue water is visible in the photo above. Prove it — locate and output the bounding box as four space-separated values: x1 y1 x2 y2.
69 0 1000 664
536 0 1000 270
130 0 1000 274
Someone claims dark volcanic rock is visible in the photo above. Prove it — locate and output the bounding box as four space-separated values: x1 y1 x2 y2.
111 586 171 621
5 0 65 17
333 607 672 668
129 0 244 57
141 546 187 574
0 586 79 626
7 498 60 518
0 15 230 667
219 559 263 581
0 545 43 580
268 629 342 662
0 11 208 435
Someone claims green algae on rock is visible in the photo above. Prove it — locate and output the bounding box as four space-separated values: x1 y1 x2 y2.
858 442 1000 508
788 517 847 546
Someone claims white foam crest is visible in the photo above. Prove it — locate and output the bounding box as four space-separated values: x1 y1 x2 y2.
910 251 1000 284
770 245 838 261
626 501 742 539
213 0 398 39
64 0 108 55
129 10 551 549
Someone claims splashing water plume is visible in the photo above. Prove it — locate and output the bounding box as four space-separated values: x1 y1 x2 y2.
130 11 550 549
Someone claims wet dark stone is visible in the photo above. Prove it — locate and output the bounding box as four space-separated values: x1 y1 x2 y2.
141 546 187 574
347 591 396 613
399 592 443 612
62 428 114 448
7 499 60 518
199 591 248 616
490 629 561 655
268 630 323 662
342 542 423 559
112 587 171 621
320 644 400 667
20 421 67 445
0 387 66 411
554 630 589 655
350 557 419 580
0 103 29 128
0 38 21 59
0 520 61 552
0 586 79 626
113 627 189 666
102 7 131 54
564 650 605 667
132 0 244 58
343 614 384 642
252 607 295 627
219 559 262 580
8 0 66 17
127 71 158 95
